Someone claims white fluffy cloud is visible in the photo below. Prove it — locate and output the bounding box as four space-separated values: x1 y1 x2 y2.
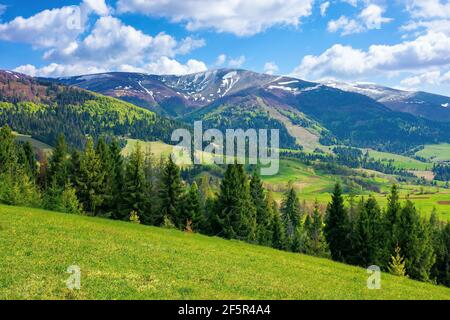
117 0 314 36
401 70 450 88
406 0 450 19
292 31 450 79
228 55 246 68
328 4 392 35
0 0 109 49
6 3 206 77
264 62 279 75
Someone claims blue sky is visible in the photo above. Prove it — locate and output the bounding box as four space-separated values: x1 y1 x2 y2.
0 0 449 95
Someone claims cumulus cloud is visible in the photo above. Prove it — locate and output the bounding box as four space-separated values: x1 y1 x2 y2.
292 31 450 80
0 0 109 49
228 55 246 68
6 2 206 77
401 70 450 88
116 0 314 36
406 0 450 19
264 62 279 75
328 4 392 35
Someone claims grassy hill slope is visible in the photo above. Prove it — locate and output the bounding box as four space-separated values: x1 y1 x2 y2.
1 205 449 300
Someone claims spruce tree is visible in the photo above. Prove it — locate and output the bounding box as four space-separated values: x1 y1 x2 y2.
214 163 256 242
122 142 148 222
305 200 329 257
182 182 205 232
159 155 183 228
250 170 272 246
324 182 351 263
396 200 435 281
109 139 125 220
429 209 447 284
352 196 388 267
19 141 38 179
280 186 302 248
95 137 113 215
270 197 286 250
386 184 401 248
0 125 17 175
74 138 105 214
47 134 69 188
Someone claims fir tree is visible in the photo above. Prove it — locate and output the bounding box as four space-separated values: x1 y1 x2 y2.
280 186 302 248
0 125 17 175
305 200 329 257
396 200 435 281
74 138 105 214
270 197 286 251
95 137 113 215
352 196 388 267
182 182 204 232
122 142 148 222
109 139 125 220
159 155 183 228
250 170 272 246
47 134 69 188
214 163 256 242
324 182 351 263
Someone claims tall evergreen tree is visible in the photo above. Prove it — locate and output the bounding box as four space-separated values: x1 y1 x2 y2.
95 137 113 215
429 209 447 284
109 139 125 220
19 141 38 179
269 194 285 250
214 163 256 242
0 125 17 175
324 182 351 263
182 182 205 232
122 142 148 222
159 155 183 228
280 186 302 248
352 196 388 267
396 200 435 281
305 200 329 257
250 170 272 246
74 138 105 214
47 134 69 188
386 184 401 248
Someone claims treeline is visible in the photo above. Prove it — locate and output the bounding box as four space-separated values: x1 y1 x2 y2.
1 124 450 288
433 163 450 182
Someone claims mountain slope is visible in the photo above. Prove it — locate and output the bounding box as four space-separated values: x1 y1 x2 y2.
1 204 449 300
323 80 450 122
0 70 183 147
47 69 450 151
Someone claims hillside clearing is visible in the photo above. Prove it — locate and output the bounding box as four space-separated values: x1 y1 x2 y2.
1 205 449 300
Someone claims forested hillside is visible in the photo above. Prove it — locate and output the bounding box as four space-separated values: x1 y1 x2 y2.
0 71 183 148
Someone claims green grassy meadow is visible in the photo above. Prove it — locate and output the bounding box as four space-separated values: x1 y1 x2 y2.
416 144 450 162
365 149 431 171
1 205 450 300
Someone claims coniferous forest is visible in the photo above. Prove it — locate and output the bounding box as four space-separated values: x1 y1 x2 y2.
1 124 449 288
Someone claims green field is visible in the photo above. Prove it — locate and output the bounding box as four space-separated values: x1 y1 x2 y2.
416 144 450 162
365 149 431 171
1 205 450 300
13 133 53 156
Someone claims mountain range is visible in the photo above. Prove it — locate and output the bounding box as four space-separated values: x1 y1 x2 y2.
1 68 449 153
54 69 450 152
